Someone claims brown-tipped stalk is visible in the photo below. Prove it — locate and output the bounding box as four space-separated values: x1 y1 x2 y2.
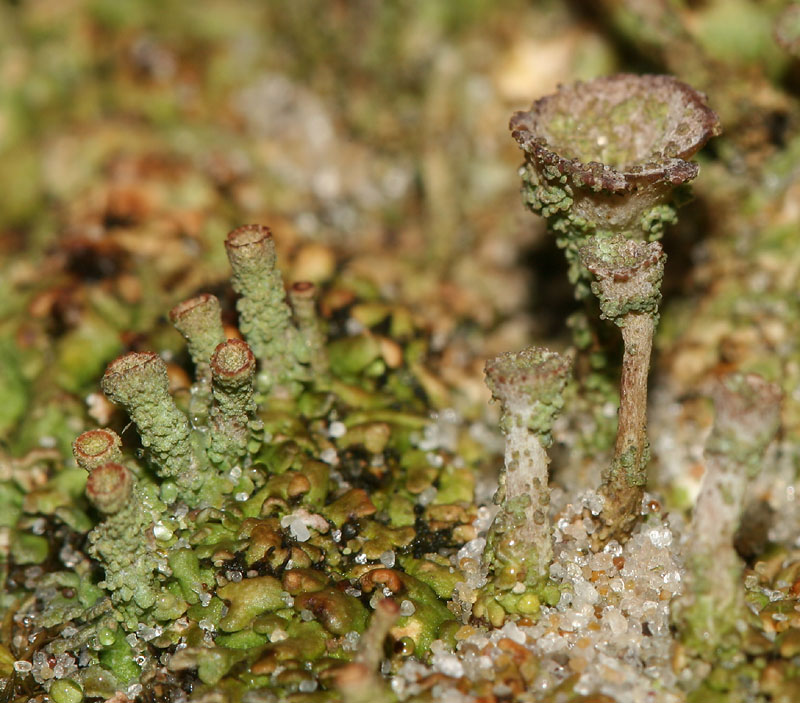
224 225 299 390
86 462 133 514
208 338 256 463
580 236 665 542
483 347 572 589
73 429 122 472
289 281 329 377
101 352 201 489
169 294 226 380
677 373 781 656
336 599 399 703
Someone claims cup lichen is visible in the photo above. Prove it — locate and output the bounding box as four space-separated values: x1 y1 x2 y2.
224 224 305 393
480 346 572 616
510 73 720 296
101 351 206 495
207 337 257 465
14 223 476 699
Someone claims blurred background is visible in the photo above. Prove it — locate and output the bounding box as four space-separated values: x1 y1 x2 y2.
1 0 799 459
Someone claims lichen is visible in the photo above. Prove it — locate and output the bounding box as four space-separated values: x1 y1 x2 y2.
674 373 781 658
3 12 800 699
6 223 485 701
480 347 571 617
511 73 720 299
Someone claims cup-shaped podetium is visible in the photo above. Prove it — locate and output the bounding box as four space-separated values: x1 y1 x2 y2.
510 73 720 293
483 347 572 588
692 373 781 554
86 462 134 514
289 281 328 376
580 235 665 542
211 339 256 419
225 224 278 284
73 428 122 472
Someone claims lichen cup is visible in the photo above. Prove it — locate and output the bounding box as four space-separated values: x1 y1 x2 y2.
510 73 721 294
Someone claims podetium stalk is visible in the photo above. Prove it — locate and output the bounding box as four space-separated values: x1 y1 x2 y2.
224 224 302 393
169 293 227 424
169 294 226 383
580 235 665 542
289 281 329 380
483 347 572 596
510 74 720 464
335 599 399 703
101 351 205 496
676 373 781 657
208 338 257 465
83 461 167 628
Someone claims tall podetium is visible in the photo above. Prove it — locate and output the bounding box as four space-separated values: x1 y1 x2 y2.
101 351 205 495
510 74 720 541
581 236 665 542
169 293 226 423
510 73 721 298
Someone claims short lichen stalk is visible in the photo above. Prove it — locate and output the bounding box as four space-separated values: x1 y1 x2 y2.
207 338 258 465
288 281 329 379
224 225 307 393
483 347 572 594
169 294 226 384
580 236 665 542
73 429 168 629
335 599 399 703
169 293 226 423
101 352 207 498
675 373 781 657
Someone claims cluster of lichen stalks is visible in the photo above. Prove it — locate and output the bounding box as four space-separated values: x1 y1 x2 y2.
36 224 456 701
73 227 312 628
26 220 493 703
476 74 782 654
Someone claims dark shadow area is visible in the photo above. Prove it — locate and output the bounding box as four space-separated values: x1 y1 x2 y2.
519 231 576 341
564 0 667 74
